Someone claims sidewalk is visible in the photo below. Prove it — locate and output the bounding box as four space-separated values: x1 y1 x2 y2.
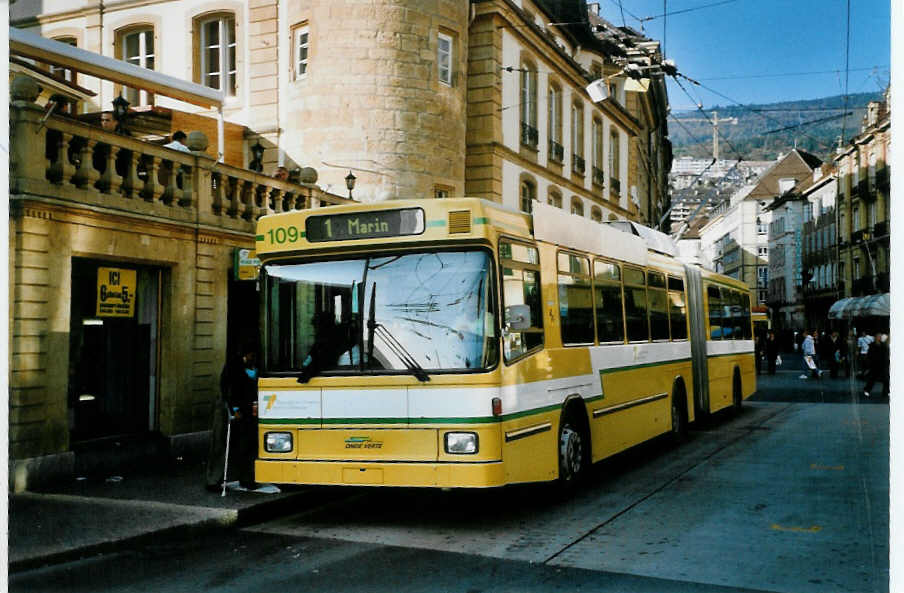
8 456 324 572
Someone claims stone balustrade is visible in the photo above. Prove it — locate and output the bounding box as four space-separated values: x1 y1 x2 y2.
10 82 348 234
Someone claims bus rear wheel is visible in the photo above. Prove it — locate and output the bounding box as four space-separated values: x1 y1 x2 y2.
671 391 688 443
732 373 743 413
558 418 587 487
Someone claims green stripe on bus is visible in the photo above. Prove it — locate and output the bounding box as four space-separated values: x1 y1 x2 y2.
473 217 490 225
599 357 693 375
426 220 446 228
255 235 265 241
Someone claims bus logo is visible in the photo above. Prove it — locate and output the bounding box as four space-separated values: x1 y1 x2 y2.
264 394 277 411
345 436 383 449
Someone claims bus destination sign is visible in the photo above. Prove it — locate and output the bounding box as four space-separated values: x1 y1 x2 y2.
305 208 425 243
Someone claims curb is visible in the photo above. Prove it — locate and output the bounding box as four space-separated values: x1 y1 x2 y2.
9 488 329 573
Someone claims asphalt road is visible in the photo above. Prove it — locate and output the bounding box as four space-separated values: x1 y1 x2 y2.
11 380 889 593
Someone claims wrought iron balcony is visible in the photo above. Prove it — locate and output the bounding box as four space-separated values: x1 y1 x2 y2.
572 155 585 175
592 166 605 187
873 220 888 238
520 122 538 148
548 139 564 163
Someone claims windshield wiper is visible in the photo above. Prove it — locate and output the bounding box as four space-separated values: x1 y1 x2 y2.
372 324 430 382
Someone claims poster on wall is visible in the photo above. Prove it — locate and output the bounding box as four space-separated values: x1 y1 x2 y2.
96 267 137 317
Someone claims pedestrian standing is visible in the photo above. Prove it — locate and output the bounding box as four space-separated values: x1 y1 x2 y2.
765 331 780 375
857 330 874 378
802 329 819 380
755 334 764 375
206 348 259 491
863 332 889 399
828 331 843 379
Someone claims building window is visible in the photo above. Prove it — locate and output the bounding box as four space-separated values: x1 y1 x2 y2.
591 119 604 186
868 200 877 229
50 37 77 81
520 180 535 213
758 266 768 288
520 61 538 148
591 207 602 222
571 197 584 217
852 205 860 231
437 32 452 86
571 103 584 173
120 28 155 106
293 24 309 81
434 185 451 199
609 128 620 196
778 178 795 194
547 190 562 208
199 14 236 96
758 247 768 258
547 84 563 162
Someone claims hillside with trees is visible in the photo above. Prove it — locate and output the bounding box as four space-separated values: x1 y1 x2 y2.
669 92 883 162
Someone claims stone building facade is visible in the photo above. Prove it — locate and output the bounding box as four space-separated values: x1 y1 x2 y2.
12 0 671 221
834 93 890 300
9 0 672 486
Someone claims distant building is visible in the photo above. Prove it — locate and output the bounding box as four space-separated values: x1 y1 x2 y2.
799 165 839 327
761 150 825 331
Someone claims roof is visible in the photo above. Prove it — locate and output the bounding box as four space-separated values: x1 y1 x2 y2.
533 0 626 57
9 56 97 101
10 27 223 109
747 149 822 200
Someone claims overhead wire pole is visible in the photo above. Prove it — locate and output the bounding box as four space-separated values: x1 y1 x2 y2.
839 0 852 146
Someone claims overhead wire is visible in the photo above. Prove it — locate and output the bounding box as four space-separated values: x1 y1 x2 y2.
839 0 852 146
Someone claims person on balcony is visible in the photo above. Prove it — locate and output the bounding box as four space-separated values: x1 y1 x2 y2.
163 130 190 153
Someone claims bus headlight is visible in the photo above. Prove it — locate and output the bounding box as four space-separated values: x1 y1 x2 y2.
444 432 478 454
265 432 293 453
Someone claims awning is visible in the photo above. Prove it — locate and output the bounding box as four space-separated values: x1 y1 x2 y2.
828 293 889 319
10 26 226 161
10 27 223 108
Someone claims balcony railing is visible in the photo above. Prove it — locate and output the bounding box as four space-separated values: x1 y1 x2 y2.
520 122 538 149
876 167 889 191
10 98 348 235
591 166 605 187
873 220 888 238
572 155 585 175
851 229 865 244
548 139 564 163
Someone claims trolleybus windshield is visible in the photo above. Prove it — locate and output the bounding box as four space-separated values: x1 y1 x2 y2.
263 249 498 376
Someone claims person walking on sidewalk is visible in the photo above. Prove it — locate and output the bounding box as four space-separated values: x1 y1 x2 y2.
801 329 819 380
827 330 845 379
863 332 889 399
765 331 780 375
206 347 259 491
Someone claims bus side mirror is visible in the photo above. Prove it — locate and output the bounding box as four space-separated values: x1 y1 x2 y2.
504 304 531 331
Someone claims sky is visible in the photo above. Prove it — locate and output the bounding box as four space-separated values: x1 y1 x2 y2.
595 0 891 111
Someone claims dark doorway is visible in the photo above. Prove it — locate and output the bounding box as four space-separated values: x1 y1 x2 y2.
69 259 161 442
226 274 260 361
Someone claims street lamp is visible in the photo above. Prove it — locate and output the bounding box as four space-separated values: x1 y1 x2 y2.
345 170 357 199
249 141 265 173
111 94 130 134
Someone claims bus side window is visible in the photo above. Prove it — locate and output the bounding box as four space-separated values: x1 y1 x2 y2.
593 259 624 343
668 275 687 340
623 266 648 342
729 290 743 340
740 292 752 339
647 270 669 341
707 285 722 340
500 240 543 361
558 252 594 346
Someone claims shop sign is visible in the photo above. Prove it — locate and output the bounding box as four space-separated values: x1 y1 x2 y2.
234 248 261 280
96 267 136 317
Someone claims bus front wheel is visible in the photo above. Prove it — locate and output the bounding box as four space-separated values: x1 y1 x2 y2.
557 417 587 487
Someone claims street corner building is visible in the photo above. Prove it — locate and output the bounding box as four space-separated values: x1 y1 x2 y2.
8 0 674 490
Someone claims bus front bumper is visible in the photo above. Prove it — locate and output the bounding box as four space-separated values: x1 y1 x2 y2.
255 459 506 488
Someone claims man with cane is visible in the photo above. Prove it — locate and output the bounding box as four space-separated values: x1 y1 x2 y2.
205 347 259 492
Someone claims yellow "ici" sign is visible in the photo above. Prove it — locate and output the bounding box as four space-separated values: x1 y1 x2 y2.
96 267 137 317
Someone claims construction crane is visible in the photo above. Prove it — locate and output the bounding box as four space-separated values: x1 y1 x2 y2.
677 111 738 160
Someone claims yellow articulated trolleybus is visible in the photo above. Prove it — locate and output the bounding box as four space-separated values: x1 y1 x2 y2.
253 198 755 489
